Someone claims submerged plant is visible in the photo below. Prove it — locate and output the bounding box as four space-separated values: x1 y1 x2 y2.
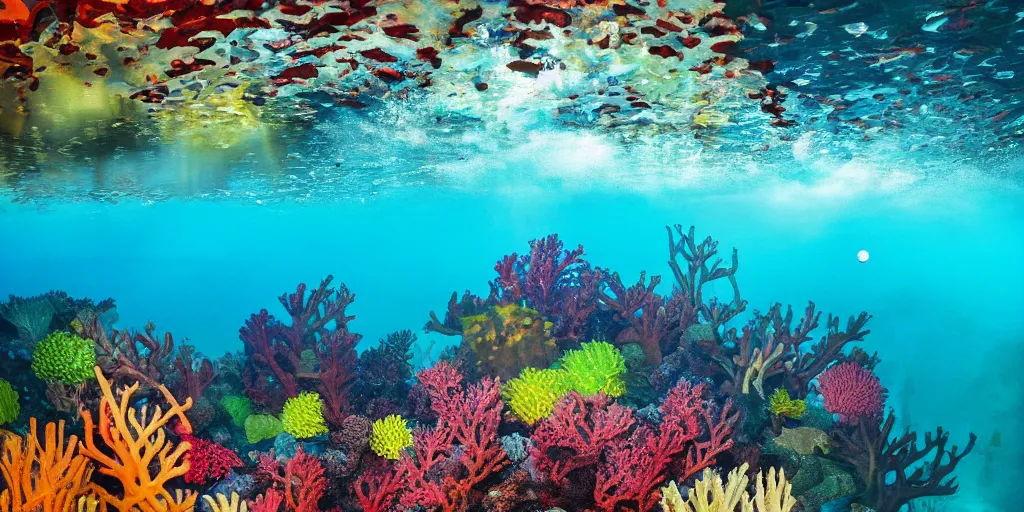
31 332 97 385
369 414 413 460
280 392 328 439
0 379 19 426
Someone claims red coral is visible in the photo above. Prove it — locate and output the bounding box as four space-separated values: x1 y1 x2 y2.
258 448 327 512
530 392 635 487
249 489 285 512
240 276 359 424
593 380 738 512
180 433 242 484
361 364 507 512
818 362 887 424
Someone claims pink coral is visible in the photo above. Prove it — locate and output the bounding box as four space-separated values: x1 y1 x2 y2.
818 362 887 424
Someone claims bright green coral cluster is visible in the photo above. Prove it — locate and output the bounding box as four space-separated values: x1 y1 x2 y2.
244 414 284 444
280 392 329 439
559 341 627 397
768 388 806 419
369 414 414 460
503 368 571 425
504 341 628 424
221 395 254 427
0 378 19 426
31 331 97 384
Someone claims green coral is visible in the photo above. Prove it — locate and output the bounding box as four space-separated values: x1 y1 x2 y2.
280 392 328 439
31 331 97 384
503 367 571 425
369 414 414 460
221 395 254 427
0 378 20 426
559 341 627 397
768 388 806 419
244 414 284 444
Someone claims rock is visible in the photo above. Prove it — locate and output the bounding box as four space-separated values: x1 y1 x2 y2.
775 427 831 455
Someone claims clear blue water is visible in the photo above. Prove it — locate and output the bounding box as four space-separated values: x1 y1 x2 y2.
2 0 1024 509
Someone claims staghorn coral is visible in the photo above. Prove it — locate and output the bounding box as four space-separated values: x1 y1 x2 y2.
31 332 97 385
78 366 196 512
203 493 248 512
0 418 93 511
0 379 18 426
598 271 669 366
280 392 328 439
827 409 976 512
240 276 359 426
660 463 796 512
369 414 413 460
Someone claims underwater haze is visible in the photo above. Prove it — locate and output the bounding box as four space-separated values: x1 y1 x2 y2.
1 0 1023 511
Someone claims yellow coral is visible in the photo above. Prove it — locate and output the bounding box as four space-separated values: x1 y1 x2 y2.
369 415 414 460
280 392 329 439
767 389 806 419
503 367 571 425
202 492 248 512
660 463 796 512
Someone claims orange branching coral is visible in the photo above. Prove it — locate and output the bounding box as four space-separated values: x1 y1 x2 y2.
78 366 196 512
0 418 93 512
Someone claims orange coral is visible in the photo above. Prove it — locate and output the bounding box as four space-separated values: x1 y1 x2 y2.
78 366 196 512
0 418 93 512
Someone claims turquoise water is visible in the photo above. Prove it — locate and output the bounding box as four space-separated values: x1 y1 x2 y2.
2 0 1024 509
2 141 1022 508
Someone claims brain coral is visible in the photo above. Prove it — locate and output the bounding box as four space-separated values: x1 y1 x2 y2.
31 331 97 384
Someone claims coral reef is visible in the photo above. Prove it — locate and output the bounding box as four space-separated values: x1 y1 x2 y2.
0 228 978 512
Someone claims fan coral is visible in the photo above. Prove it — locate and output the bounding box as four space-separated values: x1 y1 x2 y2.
78 366 196 512
504 367 570 425
0 418 93 511
245 414 285 444
222 395 254 427
560 341 627 397
31 332 97 384
817 363 886 424
0 379 18 426
280 392 328 439
369 414 413 460
0 294 56 343
768 389 806 419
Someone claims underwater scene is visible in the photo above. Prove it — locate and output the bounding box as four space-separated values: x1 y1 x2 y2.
1 0 1023 510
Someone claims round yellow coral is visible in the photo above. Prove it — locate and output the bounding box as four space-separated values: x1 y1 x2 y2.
369 414 413 460
280 392 328 439
503 367 570 425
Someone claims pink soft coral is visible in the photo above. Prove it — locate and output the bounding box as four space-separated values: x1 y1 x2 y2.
818 362 887 424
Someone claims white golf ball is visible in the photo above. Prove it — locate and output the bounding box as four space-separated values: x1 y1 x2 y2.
857 250 870 263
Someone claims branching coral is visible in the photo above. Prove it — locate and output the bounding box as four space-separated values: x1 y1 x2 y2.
85 321 177 394
598 271 669 366
171 344 215 403
0 418 93 511
240 276 359 425
78 366 196 512
660 463 797 512
256 448 326 512
203 493 248 512
179 433 242 484
827 409 976 512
